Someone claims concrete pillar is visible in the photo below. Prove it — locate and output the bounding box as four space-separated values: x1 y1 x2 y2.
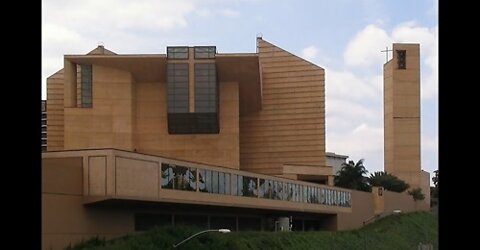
64 59 77 108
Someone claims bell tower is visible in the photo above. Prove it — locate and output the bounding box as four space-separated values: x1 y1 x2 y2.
383 43 430 208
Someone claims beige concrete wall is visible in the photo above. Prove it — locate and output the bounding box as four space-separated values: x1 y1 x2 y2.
42 157 83 195
337 190 375 230
240 38 326 176
337 188 427 231
394 171 430 210
64 64 135 151
115 156 159 198
134 80 240 169
42 157 134 250
88 156 107 196
46 69 65 151
42 195 133 250
383 190 416 213
336 189 424 231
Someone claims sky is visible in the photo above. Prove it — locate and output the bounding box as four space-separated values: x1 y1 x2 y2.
42 0 438 182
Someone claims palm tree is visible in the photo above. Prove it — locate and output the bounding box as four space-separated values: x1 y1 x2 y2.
368 171 409 193
408 188 425 201
334 159 370 192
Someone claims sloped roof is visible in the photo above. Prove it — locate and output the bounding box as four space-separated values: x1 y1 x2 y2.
87 45 117 55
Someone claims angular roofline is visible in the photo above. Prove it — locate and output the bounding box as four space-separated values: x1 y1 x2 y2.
326 152 349 158
46 68 64 79
257 37 324 70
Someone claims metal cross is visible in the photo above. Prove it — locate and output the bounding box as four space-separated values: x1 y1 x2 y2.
381 46 393 62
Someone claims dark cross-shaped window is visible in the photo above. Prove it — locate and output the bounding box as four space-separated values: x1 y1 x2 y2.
397 50 406 69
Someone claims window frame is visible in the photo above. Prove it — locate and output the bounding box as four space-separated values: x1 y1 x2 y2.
194 46 216 59
80 64 93 108
167 46 189 59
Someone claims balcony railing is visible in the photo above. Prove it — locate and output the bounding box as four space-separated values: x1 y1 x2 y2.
161 162 351 208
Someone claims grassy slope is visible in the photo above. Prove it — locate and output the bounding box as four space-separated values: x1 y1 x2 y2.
67 211 437 250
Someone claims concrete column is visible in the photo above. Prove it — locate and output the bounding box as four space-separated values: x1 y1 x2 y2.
327 176 334 186
372 186 385 215
64 59 77 107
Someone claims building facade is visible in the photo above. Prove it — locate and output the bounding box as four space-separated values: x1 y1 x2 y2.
42 38 425 250
326 152 348 175
47 37 331 183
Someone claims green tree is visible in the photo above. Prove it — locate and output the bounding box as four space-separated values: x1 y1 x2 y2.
430 169 438 198
408 188 425 201
368 171 410 193
334 159 370 192
430 169 439 207
432 169 439 187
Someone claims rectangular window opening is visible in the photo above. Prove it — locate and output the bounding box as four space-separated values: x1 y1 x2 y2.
194 46 216 59
397 50 406 69
167 47 189 59
80 64 92 108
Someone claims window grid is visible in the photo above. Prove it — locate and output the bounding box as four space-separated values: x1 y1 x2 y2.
167 47 189 59
194 46 216 59
80 64 92 108
160 163 352 207
167 63 189 113
194 63 217 113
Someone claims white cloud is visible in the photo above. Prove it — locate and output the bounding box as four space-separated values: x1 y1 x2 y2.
220 9 240 17
195 8 240 19
421 134 438 176
325 68 379 101
422 134 438 152
343 24 392 67
43 0 195 33
42 23 82 45
327 123 384 172
326 99 379 125
196 8 212 18
368 74 384 93
301 45 318 61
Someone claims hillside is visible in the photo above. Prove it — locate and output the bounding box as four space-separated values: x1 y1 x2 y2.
67 211 437 250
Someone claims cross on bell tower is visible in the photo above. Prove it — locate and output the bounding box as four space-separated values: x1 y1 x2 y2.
381 46 393 62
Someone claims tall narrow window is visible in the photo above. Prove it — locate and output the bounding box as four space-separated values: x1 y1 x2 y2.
167 63 189 113
397 50 406 69
80 64 92 108
194 63 217 113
